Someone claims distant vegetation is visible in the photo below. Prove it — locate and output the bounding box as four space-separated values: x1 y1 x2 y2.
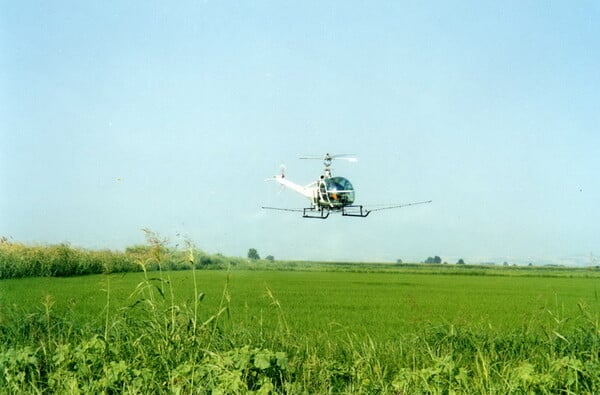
247 248 260 260
1 236 599 280
0 236 244 280
423 255 442 264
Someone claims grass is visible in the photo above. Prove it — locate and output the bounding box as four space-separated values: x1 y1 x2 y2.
0 235 242 279
1 235 599 393
1 265 599 393
2 270 598 333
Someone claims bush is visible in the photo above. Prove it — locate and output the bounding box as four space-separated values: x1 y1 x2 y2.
0 241 139 279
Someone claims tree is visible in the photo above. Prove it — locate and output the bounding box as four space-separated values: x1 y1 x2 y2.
265 255 275 261
247 248 260 260
396 259 403 264
424 256 442 264
457 258 465 265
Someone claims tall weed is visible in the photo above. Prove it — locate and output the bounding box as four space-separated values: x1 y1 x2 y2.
1 235 598 393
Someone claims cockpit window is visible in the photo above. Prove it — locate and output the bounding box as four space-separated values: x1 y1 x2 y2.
323 177 355 206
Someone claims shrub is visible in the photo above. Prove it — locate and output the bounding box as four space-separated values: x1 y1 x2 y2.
0 241 139 279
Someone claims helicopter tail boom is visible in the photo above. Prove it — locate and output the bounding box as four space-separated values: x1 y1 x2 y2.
267 175 314 201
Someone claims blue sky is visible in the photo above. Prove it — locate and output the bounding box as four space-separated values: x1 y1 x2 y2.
1 1 599 264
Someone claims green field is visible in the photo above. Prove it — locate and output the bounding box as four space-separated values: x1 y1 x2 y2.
1 264 599 394
2 269 599 335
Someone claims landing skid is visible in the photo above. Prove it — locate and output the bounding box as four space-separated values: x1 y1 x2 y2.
303 208 330 219
301 205 371 219
342 205 371 218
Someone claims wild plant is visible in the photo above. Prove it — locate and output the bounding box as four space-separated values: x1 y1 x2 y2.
1 242 599 393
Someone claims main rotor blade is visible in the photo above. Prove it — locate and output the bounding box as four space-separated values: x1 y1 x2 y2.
330 153 357 161
299 156 325 160
299 153 357 162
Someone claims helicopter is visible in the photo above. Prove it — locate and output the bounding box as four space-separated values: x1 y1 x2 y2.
262 153 432 219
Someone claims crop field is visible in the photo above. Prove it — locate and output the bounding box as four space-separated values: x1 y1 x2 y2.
1 250 599 394
2 269 599 337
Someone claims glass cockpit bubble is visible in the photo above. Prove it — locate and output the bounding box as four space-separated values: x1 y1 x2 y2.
322 177 355 207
